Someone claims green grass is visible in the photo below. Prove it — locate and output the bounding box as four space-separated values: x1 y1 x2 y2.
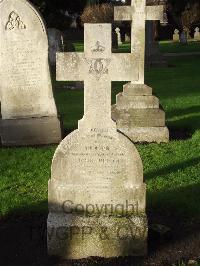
0 44 200 222
159 40 200 53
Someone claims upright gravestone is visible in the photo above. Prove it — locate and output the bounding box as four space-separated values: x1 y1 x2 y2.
180 31 188 44
115 27 122 46
173 29 179 42
125 33 131 42
112 0 169 143
0 0 62 146
194 27 200 41
48 24 147 259
48 28 64 66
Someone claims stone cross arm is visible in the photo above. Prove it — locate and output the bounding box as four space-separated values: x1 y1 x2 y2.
114 5 164 23
56 52 139 82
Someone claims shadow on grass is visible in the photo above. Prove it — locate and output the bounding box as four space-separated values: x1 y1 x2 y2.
166 105 200 140
167 106 200 119
1 181 200 266
145 157 200 181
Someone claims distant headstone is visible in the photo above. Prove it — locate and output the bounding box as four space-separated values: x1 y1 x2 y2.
194 27 200 41
115 27 122 45
0 0 62 146
180 31 188 44
48 28 64 66
48 24 147 259
112 0 169 143
125 33 131 42
183 26 190 39
70 13 78 29
173 29 179 42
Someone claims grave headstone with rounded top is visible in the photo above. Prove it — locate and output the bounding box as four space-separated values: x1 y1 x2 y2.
194 27 200 41
0 0 62 146
173 29 179 42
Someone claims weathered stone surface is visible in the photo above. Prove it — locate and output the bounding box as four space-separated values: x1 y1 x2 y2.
0 0 62 145
116 93 159 109
48 213 148 259
123 83 152 96
113 107 166 127
48 24 147 259
117 126 169 143
0 117 62 146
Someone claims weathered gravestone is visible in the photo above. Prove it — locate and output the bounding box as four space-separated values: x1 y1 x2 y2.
115 27 122 46
194 27 200 41
112 0 169 143
180 31 188 44
125 33 131 42
48 28 64 66
173 29 179 42
48 24 147 259
0 0 62 146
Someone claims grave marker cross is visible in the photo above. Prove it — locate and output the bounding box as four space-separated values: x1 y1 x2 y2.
114 0 164 83
57 24 139 131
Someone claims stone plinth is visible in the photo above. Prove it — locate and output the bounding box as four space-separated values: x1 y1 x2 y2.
112 83 169 143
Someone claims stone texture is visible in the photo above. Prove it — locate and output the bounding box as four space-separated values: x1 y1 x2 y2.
123 83 152 96
0 0 62 146
48 213 148 259
116 94 159 109
112 1 169 143
117 126 169 144
48 24 147 259
0 117 62 146
112 106 166 127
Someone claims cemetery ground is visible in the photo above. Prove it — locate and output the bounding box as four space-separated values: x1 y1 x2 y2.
0 43 200 266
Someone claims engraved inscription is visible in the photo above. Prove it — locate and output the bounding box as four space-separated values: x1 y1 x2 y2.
86 58 111 80
5 11 26 31
4 40 42 91
67 137 128 194
91 41 105 52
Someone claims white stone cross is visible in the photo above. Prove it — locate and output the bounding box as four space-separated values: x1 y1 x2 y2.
114 0 164 84
57 24 139 132
115 27 122 45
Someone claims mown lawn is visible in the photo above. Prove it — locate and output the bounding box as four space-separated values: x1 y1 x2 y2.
159 40 200 53
0 43 200 226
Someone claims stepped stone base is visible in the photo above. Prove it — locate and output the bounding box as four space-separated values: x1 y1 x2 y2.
117 126 169 143
0 116 62 146
112 83 169 143
47 213 148 259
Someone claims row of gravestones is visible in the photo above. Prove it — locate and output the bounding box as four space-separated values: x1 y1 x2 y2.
173 27 200 43
0 0 169 259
